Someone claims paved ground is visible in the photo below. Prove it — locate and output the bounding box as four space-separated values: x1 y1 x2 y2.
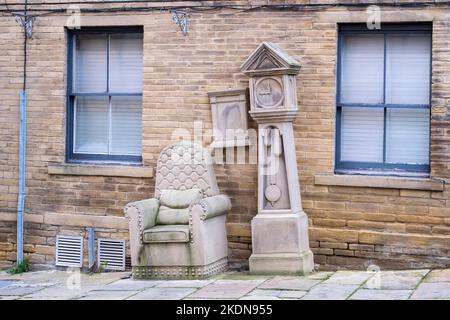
0 268 449 300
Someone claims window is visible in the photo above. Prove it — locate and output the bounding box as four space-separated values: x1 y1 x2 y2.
336 24 431 173
66 27 143 163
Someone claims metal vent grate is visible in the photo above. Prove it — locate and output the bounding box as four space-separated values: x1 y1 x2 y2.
98 239 125 271
55 235 83 268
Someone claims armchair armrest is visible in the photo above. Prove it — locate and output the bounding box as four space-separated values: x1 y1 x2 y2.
124 198 160 265
190 194 231 220
124 198 160 231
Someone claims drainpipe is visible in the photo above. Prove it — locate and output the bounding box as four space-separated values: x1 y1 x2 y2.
16 0 28 264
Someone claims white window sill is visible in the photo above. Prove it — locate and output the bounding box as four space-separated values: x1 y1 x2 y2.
47 163 153 178
314 173 444 191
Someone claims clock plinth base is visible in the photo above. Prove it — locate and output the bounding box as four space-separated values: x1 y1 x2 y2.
249 212 314 275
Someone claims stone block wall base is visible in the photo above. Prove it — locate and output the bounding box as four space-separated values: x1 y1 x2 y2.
249 251 314 275
132 257 228 279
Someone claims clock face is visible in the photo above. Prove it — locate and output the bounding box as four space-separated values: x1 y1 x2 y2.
255 77 283 108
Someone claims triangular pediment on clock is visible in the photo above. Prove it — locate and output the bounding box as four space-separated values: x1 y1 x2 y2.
240 42 300 75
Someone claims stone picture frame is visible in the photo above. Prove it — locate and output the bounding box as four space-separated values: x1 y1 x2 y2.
208 88 250 148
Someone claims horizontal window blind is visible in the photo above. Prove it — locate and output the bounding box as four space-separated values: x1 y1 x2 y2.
111 96 142 155
74 35 107 93
386 108 429 165
109 34 143 93
337 26 431 172
340 35 384 104
341 107 384 162
70 31 143 160
385 35 431 105
74 96 109 154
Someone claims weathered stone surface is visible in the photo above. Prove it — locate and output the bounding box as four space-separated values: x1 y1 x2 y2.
422 269 450 283
0 285 46 296
309 227 359 243
247 289 282 297
77 290 139 300
410 282 450 299
47 163 153 178
278 290 307 299
156 280 214 288
314 174 444 191
324 271 373 285
104 279 162 291
258 276 320 291
188 280 264 299
0 295 20 300
350 289 412 300
127 287 196 300
21 286 92 299
364 271 427 290
44 213 128 229
302 284 358 300
305 272 334 280
240 295 280 300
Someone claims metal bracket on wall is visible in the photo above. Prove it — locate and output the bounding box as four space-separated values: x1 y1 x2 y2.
15 13 34 39
170 10 189 35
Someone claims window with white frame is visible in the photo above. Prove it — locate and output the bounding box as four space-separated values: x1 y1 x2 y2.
336 24 431 173
67 28 143 162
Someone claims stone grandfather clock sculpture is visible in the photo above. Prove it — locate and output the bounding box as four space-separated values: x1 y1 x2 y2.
241 42 314 274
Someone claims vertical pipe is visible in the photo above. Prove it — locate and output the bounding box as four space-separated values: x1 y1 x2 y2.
16 0 28 264
88 227 95 269
16 91 26 264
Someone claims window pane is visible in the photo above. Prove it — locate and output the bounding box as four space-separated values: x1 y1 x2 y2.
109 34 143 93
386 108 429 164
341 107 384 162
340 35 384 104
111 96 142 155
385 34 431 105
74 35 107 93
74 96 109 154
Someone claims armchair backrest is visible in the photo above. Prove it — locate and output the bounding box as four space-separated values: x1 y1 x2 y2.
155 141 220 199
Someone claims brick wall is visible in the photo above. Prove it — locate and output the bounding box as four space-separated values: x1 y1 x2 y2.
1 1 450 270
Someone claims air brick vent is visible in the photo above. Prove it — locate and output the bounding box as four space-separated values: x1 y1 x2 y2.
55 235 83 268
98 239 125 271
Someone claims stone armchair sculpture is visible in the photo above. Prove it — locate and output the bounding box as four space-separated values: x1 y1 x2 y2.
124 142 231 279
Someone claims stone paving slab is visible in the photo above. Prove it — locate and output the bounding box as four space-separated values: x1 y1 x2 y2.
156 280 214 288
247 289 282 297
0 285 47 296
240 295 280 300
0 268 449 300
363 270 426 290
302 284 359 300
324 271 374 285
0 295 21 300
0 280 16 289
350 289 412 300
21 285 96 300
104 278 163 291
304 272 334 280
188 279 265 299
278 290 307 299
410 282 450 300
258 276 320 291
128 287 196 300
77 290 139 300
423 269 450 283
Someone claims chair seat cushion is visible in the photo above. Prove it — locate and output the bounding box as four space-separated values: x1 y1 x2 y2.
142 225 190 243
156 206 189 225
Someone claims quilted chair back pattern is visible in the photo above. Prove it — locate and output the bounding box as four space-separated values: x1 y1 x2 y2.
155 142 220 199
